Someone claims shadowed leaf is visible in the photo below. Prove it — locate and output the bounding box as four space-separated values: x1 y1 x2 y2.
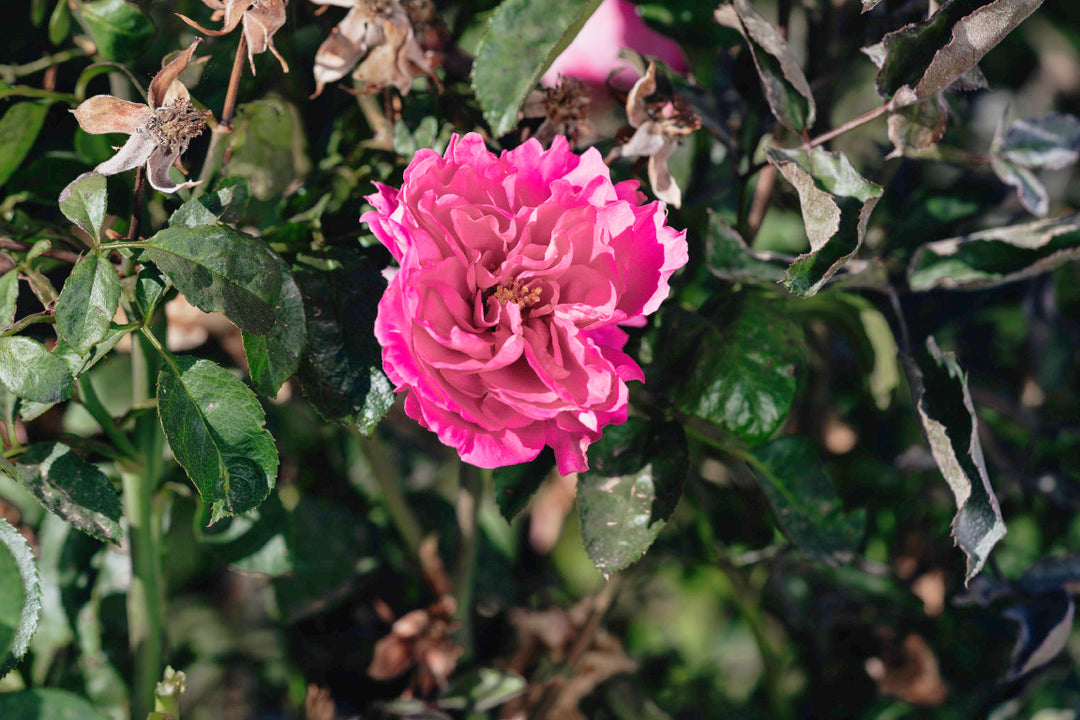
492 448 555 522
706 213 788 283
0 102 49 190
16 443 122 544
0 689 110 719
1003 590 1074 681
243 260 307 397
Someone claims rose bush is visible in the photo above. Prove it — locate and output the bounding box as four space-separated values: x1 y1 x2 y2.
362 133 687 473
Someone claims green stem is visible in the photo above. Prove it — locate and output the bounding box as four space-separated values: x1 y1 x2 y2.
77 376 139 459
453 462 483 660
0 47 86 83
0 311 54 338
356 433 423 556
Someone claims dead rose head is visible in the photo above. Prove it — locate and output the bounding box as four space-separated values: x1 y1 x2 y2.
309 0 439 97
362 133 688 474
607 61 700 208
522 75 593 147
178 0 289 74
71 40 207 193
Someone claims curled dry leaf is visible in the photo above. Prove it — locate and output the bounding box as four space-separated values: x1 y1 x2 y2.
178 0 290 74
310 0 439 97
865 633 949 706
70 40 207 193
521 75 593 147
606 61 700 208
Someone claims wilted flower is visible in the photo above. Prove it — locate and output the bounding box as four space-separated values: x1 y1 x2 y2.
607 61 700 208
362 133 687 474
71 40 207 193
178 0 289 73
310 0 438 97
521 75 593 147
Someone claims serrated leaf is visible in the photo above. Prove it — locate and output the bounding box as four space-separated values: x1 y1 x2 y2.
875 0 1043 108
295 258 393 434
243 261 306 397
0 270 18 328
1003 590 1074 681
157 356 278 519
0 337 74 404
706 213 788 283
715 0 816 133
0 516 42 680
492 448 555 522
997 113 1080 169
16 443 122 544
578 419 687 576
0 102 50 189
58 172 107 242
766 147 883 297
908 212 1080 290
0 689 110 720
675 298 803 444
472 0 604 136
78 0 155 63
749 436 865 564
55 251 121 354
168 183 248 229
144 224 282 335
905 337 1006 582
991 155 1048 216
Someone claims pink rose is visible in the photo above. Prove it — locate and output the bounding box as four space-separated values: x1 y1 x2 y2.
362 133 687 474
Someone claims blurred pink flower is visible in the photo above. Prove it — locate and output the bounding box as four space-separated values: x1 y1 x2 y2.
362 133 687 474
541 0 687 89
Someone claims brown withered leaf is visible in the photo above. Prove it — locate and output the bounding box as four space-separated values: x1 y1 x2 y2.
178 0 290 74
69 40 207 193
310 0 439 97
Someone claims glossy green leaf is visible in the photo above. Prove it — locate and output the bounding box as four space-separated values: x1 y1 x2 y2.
48 0 72 45
749 436 865 564
131 265 169 322
996 113 1080 169
144 224 282 335
875 0 1043 108
675 298 803 444
16 443 122 544
168 183 248 229
908 212 1080 291
905 337 1006 582
766 147 883 297
715 0 816 133
991 155 1048 216
225 100 311 201
706 213 787 284
295 258 393 434
0 516 42 679
578 419 687 576
0 337 74 404
492 448 555 522
0 270 18 328
78 0 155 63
57 172 107 243
472 0 604 136
55 251 121 354
0 102 49 189
0 689 109 720
243 261 307 397
157 356 278 520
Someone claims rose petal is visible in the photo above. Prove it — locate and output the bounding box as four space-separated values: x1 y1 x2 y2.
72 96 150 135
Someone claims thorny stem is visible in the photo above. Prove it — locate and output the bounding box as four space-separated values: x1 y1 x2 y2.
453 461 484 661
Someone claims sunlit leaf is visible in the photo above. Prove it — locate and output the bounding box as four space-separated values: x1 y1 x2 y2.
0 337 74 404
0 270 18 328
55 251 121 354
706 213 788 284
861 0 885 11
766 147 883 297
905 337 1006 582
908 212 1080 291
472 0 604 136
439 668 527 713
157 355 278 520
243 260 307 397
886 95 948 157
996 113 1080 169
715 0 816 133
991 155 1048 216
0 516 42 679
57 172 107 243
0 102 49 189
77 0 155 63
168 183 248 229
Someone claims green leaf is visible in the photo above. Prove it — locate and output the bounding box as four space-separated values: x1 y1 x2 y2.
439 668 527 713
0 516 42 680
908 212 1080 291
195 495 292 576
991 155 1048 216
578 419 687 576
749 436 866 564
886 95 948 157
905 337 1006 582
0 270 19 328
0 689 110 720
706 213 788 284
48 0 72 45
144 224 282 335
16 443 122 544
295 258 393 434
766 147 883 297
675 298 804 444
157 356 278 519
243 261 307 397
472 0 604 136
131 265 169 322
55 251 121 354
861 0 885 10
875 0 1043 108
58 172 107 242
715 0 816 133
1002 590 1074 681
0 102 50 190
78 0 155 63
492 448 555 522
168 182 248 229
0 337 74 404
224 100 311 201
996 113 1080 169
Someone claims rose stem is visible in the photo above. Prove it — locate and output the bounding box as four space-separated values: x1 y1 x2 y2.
194 33 248 196
453 462 484 660
126 166 146 241
357 432 423 556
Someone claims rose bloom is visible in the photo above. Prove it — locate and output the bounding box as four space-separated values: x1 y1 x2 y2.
362 133 687 474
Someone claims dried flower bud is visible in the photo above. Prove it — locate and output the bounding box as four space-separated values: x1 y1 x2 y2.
522 75 593 147
179 0 290 74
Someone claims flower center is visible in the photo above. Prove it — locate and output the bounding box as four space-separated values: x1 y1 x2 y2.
146 99 207 150
491 280 541 308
